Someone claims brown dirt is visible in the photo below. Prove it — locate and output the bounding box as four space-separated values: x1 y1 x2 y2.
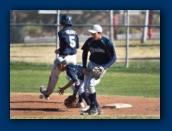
10 93 160 119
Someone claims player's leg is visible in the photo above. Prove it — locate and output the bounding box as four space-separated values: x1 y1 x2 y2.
40 58 61 99
77 80 84 104
88 72 104 115
81 62 101 115
89 78 100 106
88 62 105 114
75 95 85 108
81 77 101 115
77 80 91 109
87 61 100 108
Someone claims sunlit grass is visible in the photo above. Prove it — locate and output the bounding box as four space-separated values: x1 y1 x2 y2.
10 62 160 98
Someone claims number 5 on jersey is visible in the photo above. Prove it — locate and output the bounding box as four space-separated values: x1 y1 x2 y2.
69 36 76 48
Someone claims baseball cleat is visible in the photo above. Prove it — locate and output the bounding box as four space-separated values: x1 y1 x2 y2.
39 86 49 100
81 105 90 111
80 108 98 116
97 107 103 115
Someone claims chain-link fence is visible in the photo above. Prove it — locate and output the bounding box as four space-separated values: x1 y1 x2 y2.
10 10 160 68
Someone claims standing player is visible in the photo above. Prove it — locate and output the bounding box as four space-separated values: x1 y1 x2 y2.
39 15 79 99
81 24 117 115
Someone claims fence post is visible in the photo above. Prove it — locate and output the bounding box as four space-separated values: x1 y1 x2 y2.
56 10 60 58
109 10 114 46
124 10 130 68
141 10 149 43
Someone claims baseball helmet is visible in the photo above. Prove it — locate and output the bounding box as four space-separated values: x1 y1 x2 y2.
60 15 72 25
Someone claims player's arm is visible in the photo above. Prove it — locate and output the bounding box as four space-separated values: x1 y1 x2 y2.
82 49 88 68
81 39 90 75
76 34 79 49
103 41 117 70
103 53 117 70
55 49 60 54
58 80 74 95
58 31 67 53
58 66 80 95
82 50 89 75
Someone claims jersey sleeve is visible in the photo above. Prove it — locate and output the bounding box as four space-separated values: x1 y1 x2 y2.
107 40 116 58
76 34 79 49
103 40 117 69
81 38 91 68
58 31 68 52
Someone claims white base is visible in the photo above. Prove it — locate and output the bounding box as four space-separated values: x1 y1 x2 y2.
103 103 132 109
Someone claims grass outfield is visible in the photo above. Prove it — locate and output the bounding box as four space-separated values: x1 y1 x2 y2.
10 62 160 98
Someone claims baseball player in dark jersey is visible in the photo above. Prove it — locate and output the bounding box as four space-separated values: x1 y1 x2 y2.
55 57 90 108
81 24 117 115
39 15 79 100
56 57 102 114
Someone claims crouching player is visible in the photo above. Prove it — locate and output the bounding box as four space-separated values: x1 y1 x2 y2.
56 57 102 114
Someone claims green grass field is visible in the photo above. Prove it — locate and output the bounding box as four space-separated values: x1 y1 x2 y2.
10 61 160 98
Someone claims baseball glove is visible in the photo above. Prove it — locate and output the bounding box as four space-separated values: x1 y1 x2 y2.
88 66 104 80
64 95 78 108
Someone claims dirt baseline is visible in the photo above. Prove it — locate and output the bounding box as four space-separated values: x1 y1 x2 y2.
10 93 160 119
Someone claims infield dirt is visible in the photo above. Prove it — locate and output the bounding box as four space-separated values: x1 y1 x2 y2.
10 93 160 119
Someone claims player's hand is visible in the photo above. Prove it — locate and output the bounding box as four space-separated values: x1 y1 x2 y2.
57 87 65 95
82 68 89 75
55 49 60 54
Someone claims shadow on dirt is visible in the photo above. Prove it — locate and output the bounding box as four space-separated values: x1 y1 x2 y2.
10 107 66 112
10 101 62 104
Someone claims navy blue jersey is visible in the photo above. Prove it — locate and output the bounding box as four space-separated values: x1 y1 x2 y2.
81 36 115 67
58 26 79 55
66 64 84 82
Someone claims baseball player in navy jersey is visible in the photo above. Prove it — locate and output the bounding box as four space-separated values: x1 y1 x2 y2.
55 57 90 108
81 24 117 115
56 57 102 114
39 15 79 100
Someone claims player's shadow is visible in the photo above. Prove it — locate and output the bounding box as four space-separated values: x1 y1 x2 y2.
10 101 63 104
10 107 66 112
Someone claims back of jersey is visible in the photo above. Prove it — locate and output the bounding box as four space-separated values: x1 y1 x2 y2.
66 64 84 81
58 26 79 55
